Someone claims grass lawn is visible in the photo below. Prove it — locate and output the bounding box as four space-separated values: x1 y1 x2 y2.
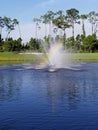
0 52 43 65
70 53 98 61
0 52 98 65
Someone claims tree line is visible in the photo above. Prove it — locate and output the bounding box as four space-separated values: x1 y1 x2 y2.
0 8 98 52
33 8 98 52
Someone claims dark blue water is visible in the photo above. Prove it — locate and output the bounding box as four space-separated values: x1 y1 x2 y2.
0 62 98 130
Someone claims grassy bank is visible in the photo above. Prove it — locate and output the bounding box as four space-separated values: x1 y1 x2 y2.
70 53 98 61
0 52 43 65
0 52 98 65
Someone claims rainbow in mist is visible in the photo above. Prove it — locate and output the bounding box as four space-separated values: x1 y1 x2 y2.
35 42 72 71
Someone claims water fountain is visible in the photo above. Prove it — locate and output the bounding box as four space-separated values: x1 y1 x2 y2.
47 42 71 72
35 41 76 72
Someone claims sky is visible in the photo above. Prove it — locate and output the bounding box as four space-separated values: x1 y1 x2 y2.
0 0 98 43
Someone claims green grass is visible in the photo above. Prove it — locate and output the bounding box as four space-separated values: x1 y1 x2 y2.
0 52 98 65
70 53 98 61
0 52 43 65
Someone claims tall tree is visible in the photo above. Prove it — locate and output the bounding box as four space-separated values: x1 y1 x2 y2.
53 11 71 48
88 11 98 35
33 18 41 40
3 17 13 39
13 19 21 38
3 17 19 39
80 14 87 36
41 11 55 48
0 17 4 38
66 8 79 38
45 10 55 34
41 14 49 39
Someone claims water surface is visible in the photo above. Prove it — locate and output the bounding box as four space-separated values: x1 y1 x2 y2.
0 62 98 130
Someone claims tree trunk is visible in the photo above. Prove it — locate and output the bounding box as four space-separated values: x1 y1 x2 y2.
35 24 38 40
18 24 21 38
45 23 47 37
94 22 98 34
82 20 86 36
63 29 66 49
72 22 74 38
49 21 52 48
92 23 94 34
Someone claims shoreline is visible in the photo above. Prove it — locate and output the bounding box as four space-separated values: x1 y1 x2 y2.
0 52 98 65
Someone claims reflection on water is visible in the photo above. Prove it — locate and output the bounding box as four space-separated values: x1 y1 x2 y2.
0 71 20 101
0 63 98 130
45 72 80 111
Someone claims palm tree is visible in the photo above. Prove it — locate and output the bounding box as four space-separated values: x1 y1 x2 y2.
45 11 55 45
79 14 87 36
46 10 55 33
33 18 41 40
66 8 79 38
53 10 64 36
41 14 49 39
13 19 21 38
3 17 19 39
88 11 98 35
0 17 4 38
56 10 63 16
3 17 14 39
41 11 55 48
53 14 71 48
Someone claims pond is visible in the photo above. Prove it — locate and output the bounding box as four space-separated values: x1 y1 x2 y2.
0 62 98 130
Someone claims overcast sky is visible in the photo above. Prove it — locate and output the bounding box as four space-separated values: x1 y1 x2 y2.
0 0 98 43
